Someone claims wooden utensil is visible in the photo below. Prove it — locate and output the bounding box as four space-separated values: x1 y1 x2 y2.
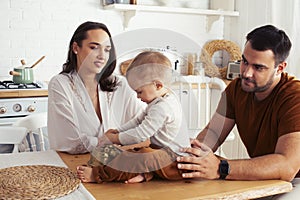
30 56 45 68
9 71 21 76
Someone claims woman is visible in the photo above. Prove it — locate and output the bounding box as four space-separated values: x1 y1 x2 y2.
48 21 146 154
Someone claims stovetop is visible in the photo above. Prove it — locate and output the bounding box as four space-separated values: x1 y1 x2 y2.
0 81 48 98
0 81 42 89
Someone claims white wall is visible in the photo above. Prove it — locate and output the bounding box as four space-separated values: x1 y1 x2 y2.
230 0 272 49
0 0 119 81
0 0 229 82
231 0 299 78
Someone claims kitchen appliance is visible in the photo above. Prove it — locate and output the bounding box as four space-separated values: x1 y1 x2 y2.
0 81 42 89
226 61 241 80
0 81 48 126
118 46 187 75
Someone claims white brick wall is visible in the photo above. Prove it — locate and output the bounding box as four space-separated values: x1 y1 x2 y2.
0 0 226 82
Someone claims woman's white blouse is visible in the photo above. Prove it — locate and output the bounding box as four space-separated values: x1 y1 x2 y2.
47 71 145 154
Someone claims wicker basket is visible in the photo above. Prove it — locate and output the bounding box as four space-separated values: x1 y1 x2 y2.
200 39 242 79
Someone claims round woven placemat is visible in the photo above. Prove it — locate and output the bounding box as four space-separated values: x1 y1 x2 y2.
0 165 80 200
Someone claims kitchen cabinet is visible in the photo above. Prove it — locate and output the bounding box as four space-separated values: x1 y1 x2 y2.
171 75 240 158
104 4 239 29
170 76 225 137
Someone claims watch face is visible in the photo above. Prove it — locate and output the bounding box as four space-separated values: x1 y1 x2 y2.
219 160 230 179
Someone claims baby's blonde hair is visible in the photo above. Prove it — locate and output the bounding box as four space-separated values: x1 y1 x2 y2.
125 51 173 90
127 51 172 73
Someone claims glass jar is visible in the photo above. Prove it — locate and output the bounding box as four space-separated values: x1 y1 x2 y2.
194 61 205 77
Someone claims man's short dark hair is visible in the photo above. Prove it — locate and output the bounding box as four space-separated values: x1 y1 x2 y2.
246 25 292 65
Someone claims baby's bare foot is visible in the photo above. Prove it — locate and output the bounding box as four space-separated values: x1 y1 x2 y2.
125 173 153 184
76 165 97 183
125 174 144 184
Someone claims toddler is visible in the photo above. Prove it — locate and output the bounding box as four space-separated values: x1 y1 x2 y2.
77 51 191 183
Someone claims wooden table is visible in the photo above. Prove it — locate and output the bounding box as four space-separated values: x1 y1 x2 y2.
58 152 293 200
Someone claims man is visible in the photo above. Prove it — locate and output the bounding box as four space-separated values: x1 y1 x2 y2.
177 25 300 199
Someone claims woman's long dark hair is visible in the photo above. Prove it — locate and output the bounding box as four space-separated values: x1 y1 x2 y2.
61 21 117 92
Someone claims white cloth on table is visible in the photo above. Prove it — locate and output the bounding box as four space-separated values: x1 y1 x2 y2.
0 150 95 200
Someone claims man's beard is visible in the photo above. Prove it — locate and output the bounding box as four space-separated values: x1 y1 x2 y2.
241 72 274 93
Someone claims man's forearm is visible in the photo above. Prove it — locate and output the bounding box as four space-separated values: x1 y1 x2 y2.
227 154 296 181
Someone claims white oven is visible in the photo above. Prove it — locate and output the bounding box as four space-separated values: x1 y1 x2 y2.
0 97 48 126
0 81 48 152
0 81 48 126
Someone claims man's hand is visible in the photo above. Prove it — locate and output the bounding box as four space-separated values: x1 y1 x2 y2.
177 139 221 180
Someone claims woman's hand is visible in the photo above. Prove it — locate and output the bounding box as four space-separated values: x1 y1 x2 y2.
177 139 220 180
105 129 119 135
97 135 111 147
96 129 119 146
104 129 121 144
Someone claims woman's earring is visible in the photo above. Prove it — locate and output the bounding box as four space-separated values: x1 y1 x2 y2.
154 81 162 89
74 51 78 54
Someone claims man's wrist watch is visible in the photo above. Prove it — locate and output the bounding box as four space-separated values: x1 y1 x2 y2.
219 160 230 179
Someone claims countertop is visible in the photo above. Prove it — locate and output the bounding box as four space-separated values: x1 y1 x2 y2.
0 89 48 98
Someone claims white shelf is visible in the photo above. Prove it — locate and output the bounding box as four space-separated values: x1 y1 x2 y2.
104 4 239 16
104 4 239 28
